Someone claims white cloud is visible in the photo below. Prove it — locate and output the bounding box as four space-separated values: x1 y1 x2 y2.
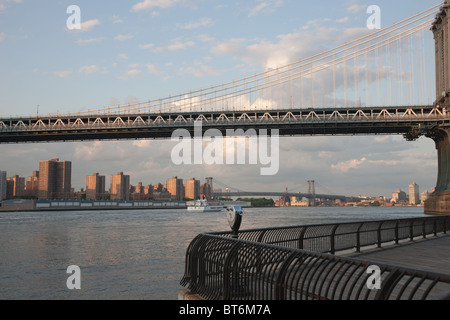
115 34 134 41
139 43 154 49
179 17 213 30
54 70 72 78
153 40 195 53
132 0 181 11
119 69 142 80
147 64 162 74
75 38 103 45
336 17 349 23
79 65 100 75
347 3 366 14
179 62 221 78
79 19 100 32
211 38 246 55
249 0 283 17
332 157 367 173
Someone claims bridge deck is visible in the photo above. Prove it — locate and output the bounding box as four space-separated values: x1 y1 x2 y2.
350 234 450 275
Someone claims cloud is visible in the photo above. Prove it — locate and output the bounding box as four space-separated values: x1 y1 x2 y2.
179 62 222 77
332 157 367 173
0 32 5 42
132 0 181 11
139 43 154 49
115 34 134 41
336 17 349 23
147 64 163 74
79 19 100 32
119 69 142 80
79 65 100 75
249 0 283 17
75 38 103 45
211 38 246 55
347 3 366 14
54 70 72 78
178 17 213 30
0 0 22 12
153 40 195 53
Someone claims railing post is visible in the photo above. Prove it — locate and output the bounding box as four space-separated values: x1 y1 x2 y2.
395 220 399 245
422 218 427 239
331 225 339 255
377 221 383 248
298 227 307 250
410 220 414 241
356 222 364 253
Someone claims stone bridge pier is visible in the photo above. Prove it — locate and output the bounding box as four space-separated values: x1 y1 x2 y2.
425 127 450 215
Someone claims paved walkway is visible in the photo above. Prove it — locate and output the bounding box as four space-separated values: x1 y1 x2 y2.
351 234 450 275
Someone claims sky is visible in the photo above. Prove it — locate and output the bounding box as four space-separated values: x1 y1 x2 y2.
0 0 444 198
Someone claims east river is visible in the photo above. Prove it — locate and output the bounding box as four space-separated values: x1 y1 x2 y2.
0 206 426 300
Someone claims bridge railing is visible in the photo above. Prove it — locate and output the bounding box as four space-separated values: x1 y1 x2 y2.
0 106 447 132
209 215 450 255
180 215 450 300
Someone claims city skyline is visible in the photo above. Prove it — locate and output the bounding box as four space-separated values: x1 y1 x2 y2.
0 157 430 201
0 1 441 198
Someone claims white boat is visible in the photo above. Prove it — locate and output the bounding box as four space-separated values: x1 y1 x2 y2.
187 199 225 212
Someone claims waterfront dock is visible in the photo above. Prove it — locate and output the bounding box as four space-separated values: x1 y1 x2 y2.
351 234 450 276
179 216 450 300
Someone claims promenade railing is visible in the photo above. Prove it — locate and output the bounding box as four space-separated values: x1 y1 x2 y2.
180 215 450 300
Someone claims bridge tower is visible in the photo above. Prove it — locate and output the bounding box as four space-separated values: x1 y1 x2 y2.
426 2 450 215
307 180 316 207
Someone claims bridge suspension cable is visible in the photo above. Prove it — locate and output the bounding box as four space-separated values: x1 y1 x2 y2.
50 3 443 117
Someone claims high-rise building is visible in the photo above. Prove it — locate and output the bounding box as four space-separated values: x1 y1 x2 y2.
185 178 200 200
392 189 407 203
110 172 130 201
166 176 184 201
38 158 72 200
86 173 106 200
201 177 213 200
25 171 39 198
7 175 25 198
0 171 6 201
409 182 420 205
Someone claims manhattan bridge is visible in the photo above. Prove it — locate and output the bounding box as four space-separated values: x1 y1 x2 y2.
1 3 450 214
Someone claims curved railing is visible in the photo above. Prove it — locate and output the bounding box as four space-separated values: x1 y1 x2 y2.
210 215 450 255
180 215 450 300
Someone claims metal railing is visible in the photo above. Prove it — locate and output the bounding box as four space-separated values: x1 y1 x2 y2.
210 215 450 255
180 215 450 300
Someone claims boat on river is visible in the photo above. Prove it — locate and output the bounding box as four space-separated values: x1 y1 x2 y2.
186 199 225 212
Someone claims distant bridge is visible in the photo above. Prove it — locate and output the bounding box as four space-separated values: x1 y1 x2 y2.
213 191 347 201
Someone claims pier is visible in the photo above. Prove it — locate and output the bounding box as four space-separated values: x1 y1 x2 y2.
179 215 450 300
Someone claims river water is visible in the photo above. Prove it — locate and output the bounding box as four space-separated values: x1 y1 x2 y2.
0 206 426 300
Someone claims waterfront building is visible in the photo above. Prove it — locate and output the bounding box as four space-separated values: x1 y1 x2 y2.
185 178 200 200
110 172 130 201
409 182 420 205
420 190 429 204
86 173 106 200
167 176 184 201
392 189 407 203
25 171 39 198
7 175 25 198
0 171 6 201
201 177 214 200
38 159 72 200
